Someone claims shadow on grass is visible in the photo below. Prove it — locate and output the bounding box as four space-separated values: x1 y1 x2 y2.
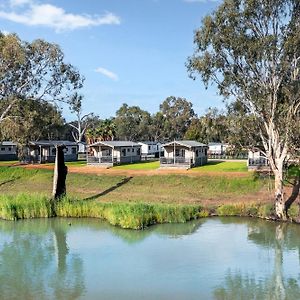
206 161 224 166
0 177 20 187
83 176 133 201
114 160 158 167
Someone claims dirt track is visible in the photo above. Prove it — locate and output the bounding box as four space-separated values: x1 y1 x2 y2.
22 164 252 178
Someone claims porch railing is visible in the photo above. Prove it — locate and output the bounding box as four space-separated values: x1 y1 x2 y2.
22 155 56 163
248 157 269 166
160 157 192 165
87 155 118 164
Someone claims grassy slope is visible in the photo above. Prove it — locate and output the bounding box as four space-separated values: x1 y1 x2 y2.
112 160 248 172
0 165 282 229
0 166 268 205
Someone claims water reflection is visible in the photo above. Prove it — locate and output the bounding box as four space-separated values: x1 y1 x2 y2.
0 218 203 299
0 219 85 300
214 220 300 300
0 217 300 299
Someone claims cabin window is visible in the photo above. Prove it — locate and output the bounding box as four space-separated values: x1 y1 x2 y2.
205 148 207 155
52 148 56 155
127 148 130 152
72 147 77 154
196 149 199 157
1 147 5 151
8 147 11 151
132 148 134 152
137 148 141 155
148 145 151 150
157 145 159 150
175 149 180 157
122 149 126 156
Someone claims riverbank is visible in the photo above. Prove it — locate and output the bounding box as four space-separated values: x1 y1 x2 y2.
0 194 298 229
0 164 289 228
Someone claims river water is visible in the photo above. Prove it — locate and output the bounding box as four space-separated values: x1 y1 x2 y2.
0 217 299 299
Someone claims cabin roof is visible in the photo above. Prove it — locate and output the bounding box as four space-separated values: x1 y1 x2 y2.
162 140 207 148
0 141 17 146
88 141 141 148
138 141 161 145
29 140 78 147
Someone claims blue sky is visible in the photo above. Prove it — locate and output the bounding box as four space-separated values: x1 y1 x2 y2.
0 0 224 120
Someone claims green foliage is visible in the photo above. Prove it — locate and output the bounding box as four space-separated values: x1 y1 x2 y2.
159 96 195 140
184 107 227 144
114 103 152 141
0 33 83 126
56 199 202 229
85 117 116 143
0 194 53 220
0 99 66 145
187 0 300 218
0 193 288 229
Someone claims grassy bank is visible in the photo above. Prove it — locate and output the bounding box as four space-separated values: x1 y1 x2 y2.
111 160 248 171
0 194 297 229
0 164 279 229
0 166 268 205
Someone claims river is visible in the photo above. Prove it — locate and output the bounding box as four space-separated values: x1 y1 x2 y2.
0 217 299 299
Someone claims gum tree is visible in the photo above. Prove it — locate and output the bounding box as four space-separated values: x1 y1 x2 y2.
187 0 300 220
0 32 84 200
68 93 92 143
0 32 83 123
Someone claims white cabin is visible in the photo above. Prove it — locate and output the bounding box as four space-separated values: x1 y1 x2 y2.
160 140 208 169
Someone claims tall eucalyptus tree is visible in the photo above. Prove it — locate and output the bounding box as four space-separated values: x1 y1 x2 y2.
187 0 300 219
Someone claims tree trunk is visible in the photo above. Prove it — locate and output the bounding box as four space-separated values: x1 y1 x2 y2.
52 145 68 200
273 164 300 220
273 224 286 299
285 174 300 219
274 169 287 220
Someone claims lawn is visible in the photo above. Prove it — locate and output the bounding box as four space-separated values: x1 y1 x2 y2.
113 160 160 170
112 160 248 172
192 161 248 172
0 160 19 166
0 165 278 229
0 165 268 206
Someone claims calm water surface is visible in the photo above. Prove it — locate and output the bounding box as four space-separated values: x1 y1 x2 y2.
0 217 299 299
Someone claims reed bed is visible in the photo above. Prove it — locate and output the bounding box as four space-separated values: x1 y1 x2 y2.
0 194 296 229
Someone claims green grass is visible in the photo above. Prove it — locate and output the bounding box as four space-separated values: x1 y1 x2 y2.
65 161 87 167
0 164 275 229
192 161 248 172
0 160 19 165
112 160 248 172
0 194 296 229
113 160 160 170
0 166 266 204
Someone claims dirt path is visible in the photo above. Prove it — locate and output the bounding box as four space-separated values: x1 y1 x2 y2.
22 163 251 177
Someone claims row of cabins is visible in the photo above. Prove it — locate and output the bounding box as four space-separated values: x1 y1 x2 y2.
0 140 269 170
87 140 208 169
0 140 79 163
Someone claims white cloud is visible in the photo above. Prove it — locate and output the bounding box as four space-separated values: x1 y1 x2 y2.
95 67 119 81
0 1 121 32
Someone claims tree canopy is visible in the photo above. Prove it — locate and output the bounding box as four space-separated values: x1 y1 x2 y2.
0 32 84 125
159 96 195 141
187 0 300 219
